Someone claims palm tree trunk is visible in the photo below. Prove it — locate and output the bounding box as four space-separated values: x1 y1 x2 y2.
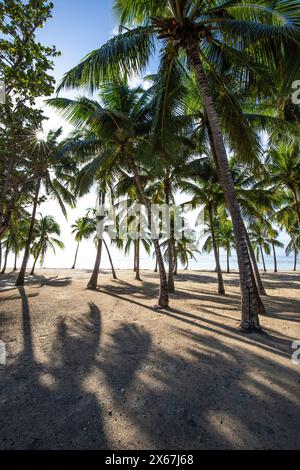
0 153 16 235
293 244 297 271
135 237 141 281
164 181 175 293
167 238 175 292
103 238 117 280
188 44 264 330
14 252 18 271
71 242 80 270
30 252 40 276
134 241 137 272
244 228 267 296
208 206 225 295
227 250 230 274
1 242 9 275
127 155 169 308
87 239 103 290
174 242 178 276
16 179 41 287
154 258 158 273
0 241 2 271
87 193 105 290
272 242 278 273
174 260 178 276
260 245 267 272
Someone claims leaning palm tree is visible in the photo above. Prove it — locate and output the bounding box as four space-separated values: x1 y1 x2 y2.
30 215 65 276
55 1 300 330
71 216 95 269
48 81 170 307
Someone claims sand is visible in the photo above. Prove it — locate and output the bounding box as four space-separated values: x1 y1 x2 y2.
0 268 299 450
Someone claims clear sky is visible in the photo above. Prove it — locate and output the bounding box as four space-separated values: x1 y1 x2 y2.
39 0 116 84
7 1 292 272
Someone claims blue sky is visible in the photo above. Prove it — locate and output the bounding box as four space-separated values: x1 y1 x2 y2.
38 0 116 86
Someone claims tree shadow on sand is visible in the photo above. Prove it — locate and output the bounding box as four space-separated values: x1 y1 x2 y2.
0 272 73 292
1 285 300 450
0 289 107 450
99 322 300 449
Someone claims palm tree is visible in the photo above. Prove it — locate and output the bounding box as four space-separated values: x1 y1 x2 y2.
114 171 152 281
266 141 300 227
183 157 226 294
165 235 199 275
278 210 300 272
286 227 300 272
55 1 300 330
217 217 236 274
48 81 169 307
265 225 284 273
71 216 95 270
15 129 75 286
0 237 10 275
248 224 271 273
30 215 64 276
85 203 119 284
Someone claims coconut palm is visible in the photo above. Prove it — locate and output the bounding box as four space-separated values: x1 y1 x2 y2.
265 226 284 273
266 141 300 228
216 217 236 274
71 216 95 270
183 157 226 294
286 226 300 271
30 216 64 276
0 237 10 275
55 0 300 330
48 81 170 307
15 129 75 286
248 223 272 273
166 235 199 275
114 169 153 281
85 203 119 283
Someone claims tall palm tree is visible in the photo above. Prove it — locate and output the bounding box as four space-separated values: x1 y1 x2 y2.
48 81 169 307
15 129 75 286
30 215 64 276
114 170 152 281
55 1 300 330
183 157 226 294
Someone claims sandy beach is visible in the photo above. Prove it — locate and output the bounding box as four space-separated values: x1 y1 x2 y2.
0 269 300 449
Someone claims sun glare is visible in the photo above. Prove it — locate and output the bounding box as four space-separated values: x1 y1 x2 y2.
36 130 45 142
